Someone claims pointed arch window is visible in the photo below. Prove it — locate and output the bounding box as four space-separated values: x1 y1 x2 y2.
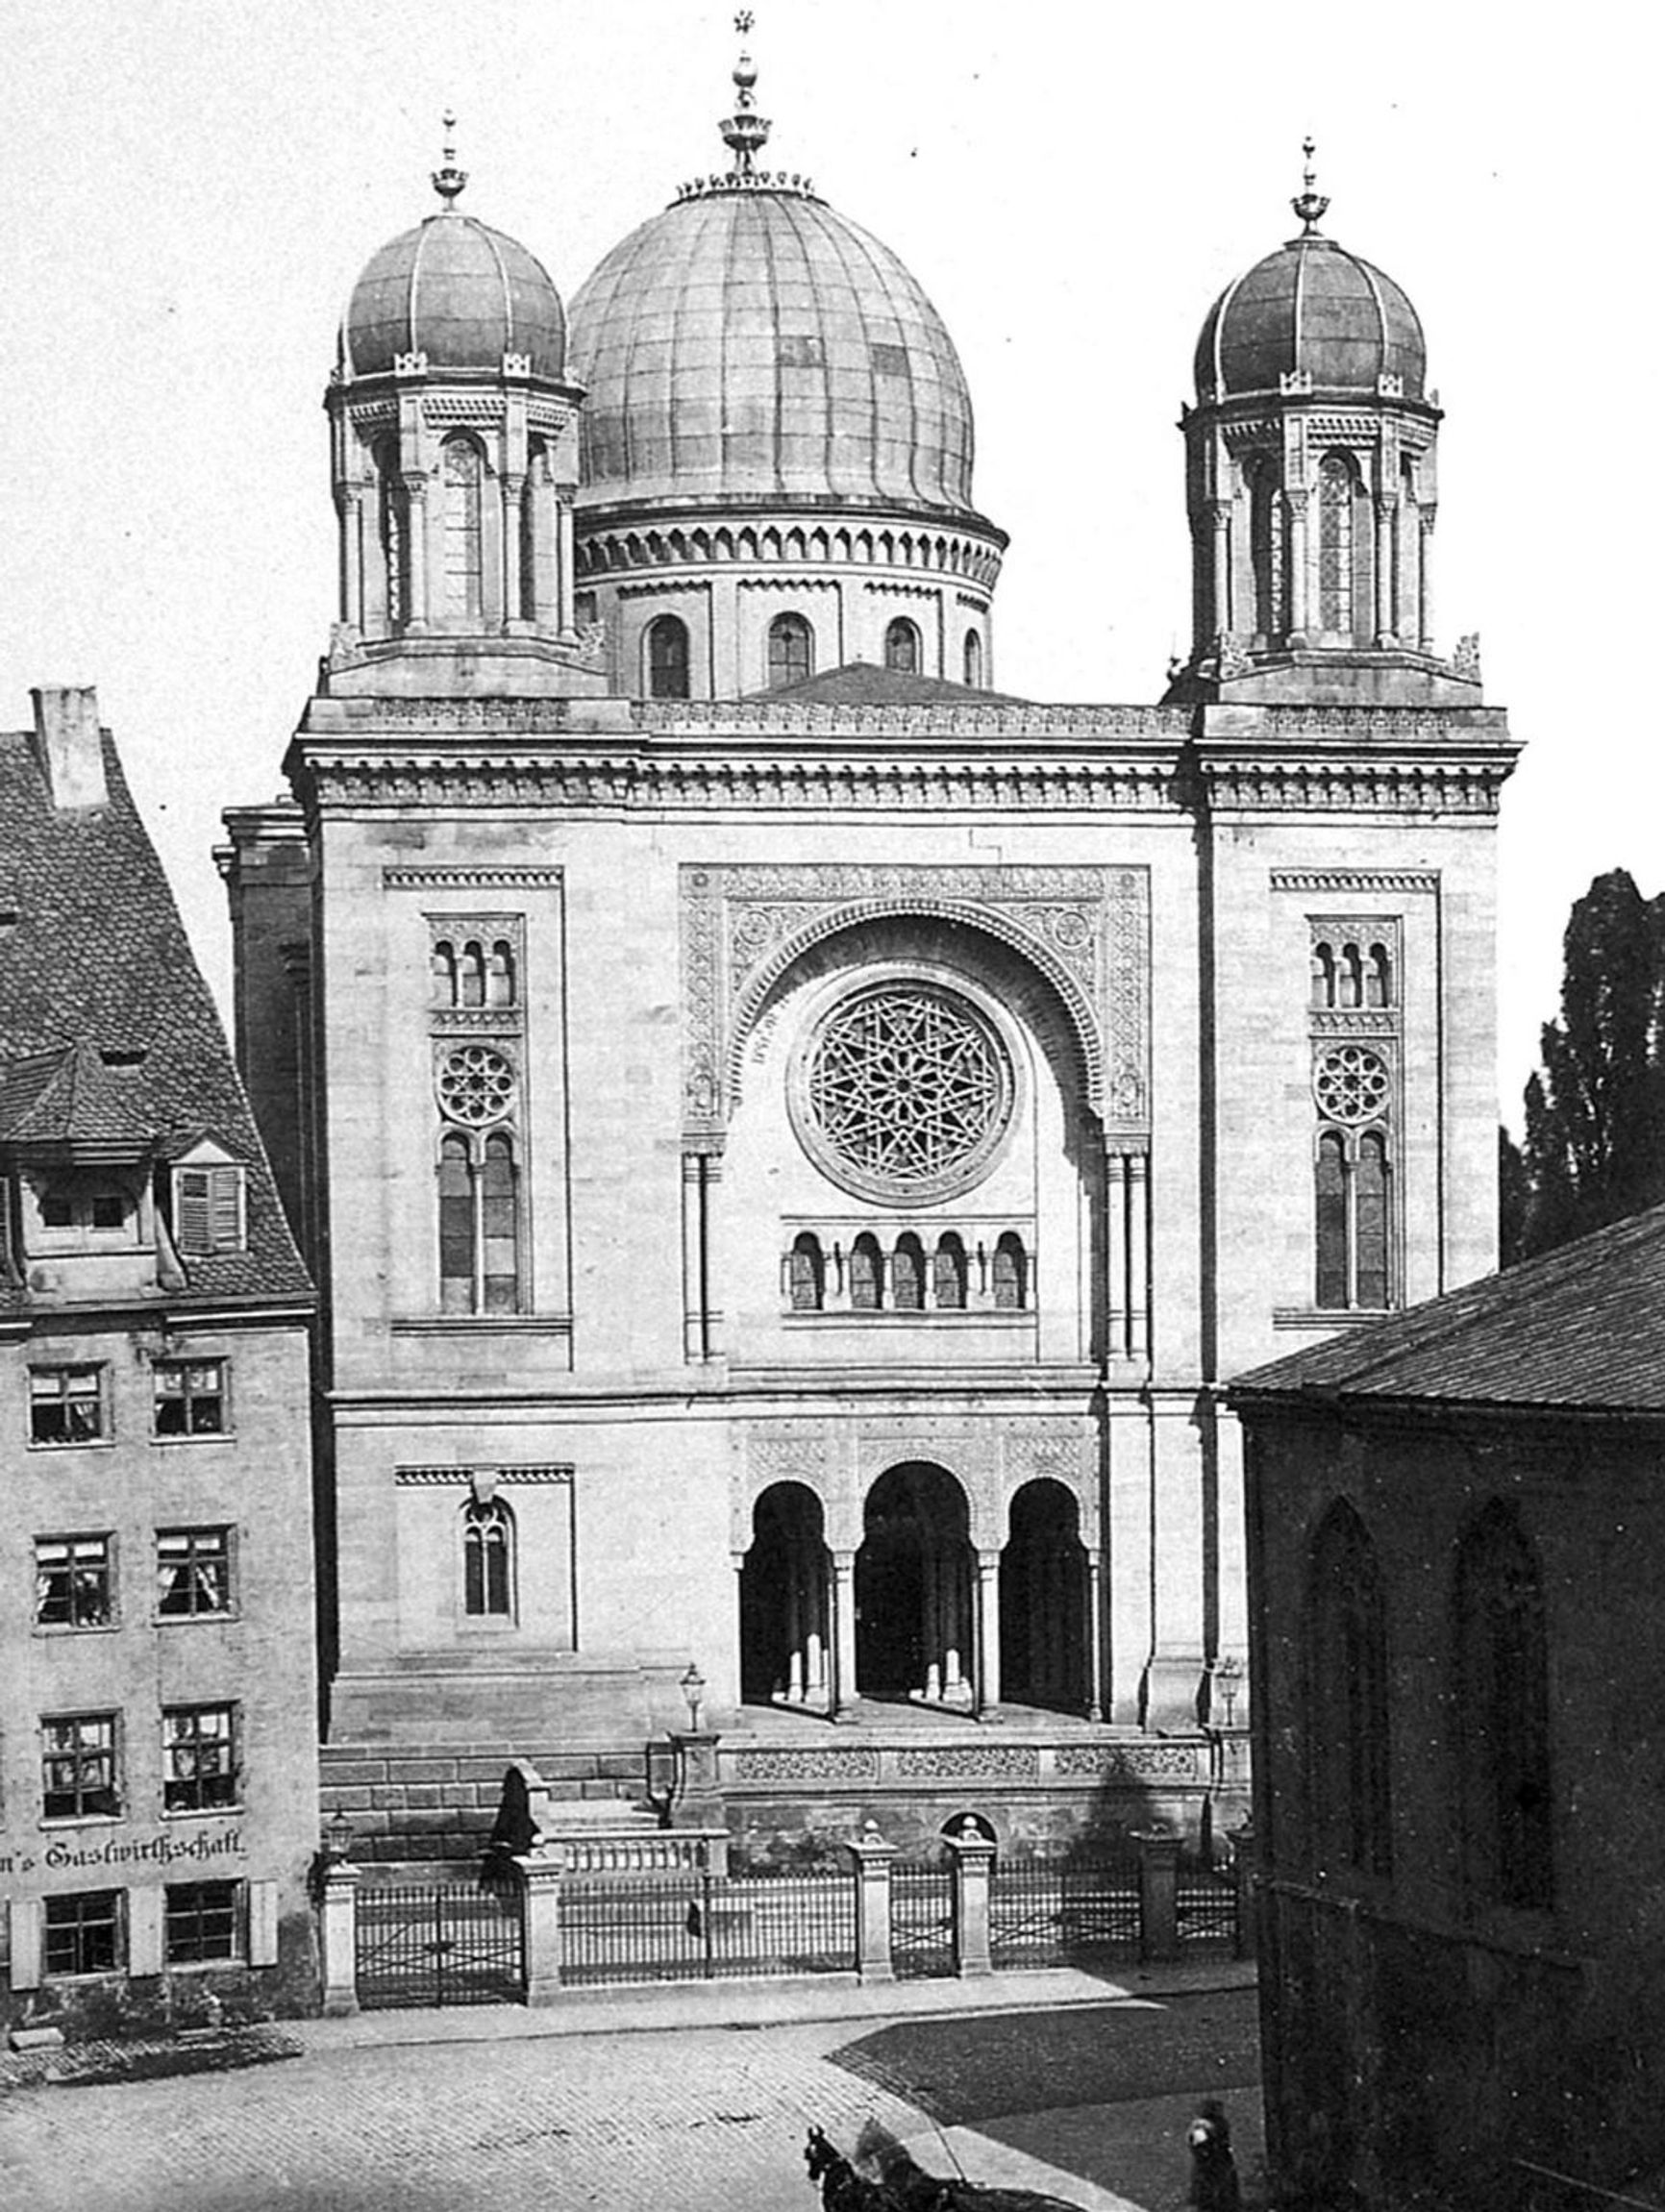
1308 1502 1392 1877
375 437 410 630
441 435 485 621
891 1232 926 1310
884 618 921 675
788 1232 825 1312
1456 1504 1553 1911
933 1233 967 1310
768 613 814 689
646 615 690 700
462 1498 514 1620
992 1232 1028 1310
963 630 984 689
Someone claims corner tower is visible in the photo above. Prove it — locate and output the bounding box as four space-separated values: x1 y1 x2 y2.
1173 146 1474 707
567 28 1006 699
323 121 606 699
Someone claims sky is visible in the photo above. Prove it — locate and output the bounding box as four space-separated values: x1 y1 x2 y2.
3 0 1657 1122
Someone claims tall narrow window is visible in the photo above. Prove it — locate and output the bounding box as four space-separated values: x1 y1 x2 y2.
963 630 983 688
1311 942 1336 1009
1457 1504 1553 1911
1313 1047 1393 1311
375 437 409 629
481 1134 519 1314
993 1232 1028 1310
892 1232 925 1310
459 940 486 1007
850 1232 882 1310
1250 460 1285 636
884 618 921 675
486 940 516 1007
442 435 485 621
438 1134 475 1313
1317 454 1352 634
788 1232 825 1312
646 615 690 699
437 1127 521 1315
463 1499 514 1618
933 1233 967 1310
1314 1131 1350 1309
1368 942 1392 1007
432 940 458 1005
1308 1502 1392 1877
1354 1133 1390 1311
519 440 544 622
768 613 814 689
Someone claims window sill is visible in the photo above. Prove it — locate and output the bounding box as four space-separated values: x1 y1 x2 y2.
391 1315 572 1336
26 1437 114 1453
33 1622 119 1638
155 1612 237 1628
39 1815 123 1832
1272 1306 1397 1330
163 1804 244 1821
150 1431 235 1447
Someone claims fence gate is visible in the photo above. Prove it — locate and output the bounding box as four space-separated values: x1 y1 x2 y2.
560 1867 857 1988
989 1850 1141 1971
355 1884 525 2010
890 1854 955 1979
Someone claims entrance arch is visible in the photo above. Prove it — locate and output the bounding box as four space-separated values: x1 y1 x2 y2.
739 1483 832 1709
1000 1479 1090 1713
856 1462 976 1706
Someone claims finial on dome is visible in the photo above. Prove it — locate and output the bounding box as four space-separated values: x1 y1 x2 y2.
720 9 772 175
432 110 468 207
1291 137 1330 236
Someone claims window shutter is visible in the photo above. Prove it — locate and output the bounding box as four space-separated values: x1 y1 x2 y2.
209 1166 243 1253
176 1170 211 1255
175 1164 244 1256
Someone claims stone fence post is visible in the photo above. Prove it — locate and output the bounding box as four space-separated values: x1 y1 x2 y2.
1135 1828 1180 1963
320 1859 360 2018
519 1849 565 2006
1229 1819 1257 1962
845 1825 897 1982
945 1819 996 1978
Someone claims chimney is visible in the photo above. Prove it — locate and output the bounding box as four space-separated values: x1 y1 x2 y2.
29 686 108 811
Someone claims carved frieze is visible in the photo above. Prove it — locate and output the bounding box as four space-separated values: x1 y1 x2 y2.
394 1463 573 1486
1053 1742 1205 1781
680 863 1150 1144
730 1748 881 1785
1273 870 1437 896
895 1746 1040 1781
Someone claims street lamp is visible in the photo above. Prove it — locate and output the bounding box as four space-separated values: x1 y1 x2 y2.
1214 1655 1243 1730
325 1807 355 1863
680 1662 707 1734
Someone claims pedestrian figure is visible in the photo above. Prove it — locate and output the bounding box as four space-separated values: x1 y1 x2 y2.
1186 2100 1242 2212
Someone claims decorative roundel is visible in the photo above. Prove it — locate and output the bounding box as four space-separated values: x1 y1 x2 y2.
1313 1045 1391 1125
792 982 1014 1204
436 1046 517 1126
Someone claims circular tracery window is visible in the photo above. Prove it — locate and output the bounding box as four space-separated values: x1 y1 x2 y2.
436 1046 517 1126
792 983 1014 1204
1313 1045 1390 1124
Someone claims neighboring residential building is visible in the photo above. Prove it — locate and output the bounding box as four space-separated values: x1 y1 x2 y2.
0 689 316 2030
1231 1208 1665 2210
218 42 1515 1857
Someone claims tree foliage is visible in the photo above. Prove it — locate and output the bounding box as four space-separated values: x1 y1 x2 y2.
1507 870 1665 1261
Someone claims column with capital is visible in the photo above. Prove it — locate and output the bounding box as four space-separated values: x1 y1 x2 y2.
404 476 430 631
975 1549 1002 1715
832 1549 858 1719
1374 495 1399 645
501 472 527 633
1284 487 1310 643
1209 499 1233 644
337 487 365 633
1418 505 1437 652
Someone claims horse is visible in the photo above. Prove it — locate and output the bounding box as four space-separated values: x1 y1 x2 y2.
806 2125 1086 2211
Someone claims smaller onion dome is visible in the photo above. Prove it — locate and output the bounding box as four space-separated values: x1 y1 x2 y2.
338 115 567 382
1194 144 1426 402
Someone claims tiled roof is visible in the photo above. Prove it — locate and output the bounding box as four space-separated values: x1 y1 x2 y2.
1230 1205 1665 1420
756 661 1030 708
0 727 311 1310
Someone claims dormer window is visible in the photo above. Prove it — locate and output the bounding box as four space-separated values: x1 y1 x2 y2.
169 1142 246 1257
26 1175 138 1254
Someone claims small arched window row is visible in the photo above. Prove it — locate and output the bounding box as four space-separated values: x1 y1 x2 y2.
1310 938 1394 1010
783 1229 1030 1314
431 936 518 1010
438 1125 523 1316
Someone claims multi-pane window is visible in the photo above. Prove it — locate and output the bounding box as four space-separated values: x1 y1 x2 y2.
442 435 485 620
35 1534 114 1628
767 613 814 689
438 1130 521 1314
153 1360 226 1437
884 618 921 675
1312 1051 1394 1311
44 1890 123 1976
42 1713 120 1820
462 1500 514 1619
165 1881 242 1965
1456 1504 1553 1912
157 1528 232 1618
29 1365 104 1445
37 1181 131 1240
163 1703 238 1812
646 615 691 700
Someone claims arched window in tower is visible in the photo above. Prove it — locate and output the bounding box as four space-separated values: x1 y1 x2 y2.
646 615 691 700
1317 452 1363 637
788 1232 825 1312
1314 1130 1350 1309
892 1233 926 1311
1354 1132 1390 1311
933 1233 967 1310
962 629 983 688
518 440 544 624
438 1133 475 1313
432 940 458 1006
992 1232 1028 1311
1367 941 1393 1008
442 435 485 621
459 941 486 1008
375 437 410 630
1313 1046 1395 1312
885 618 921 675
462 1497 515 1619
1456 1504 1553 1910
1308 1501 1392 1877
849 1232 882 1310
480 1133 519 1314
1311 941 1336 1009
486 940 516 1007
1340 942 1364 1008
768 613 814 689
1249 459 1285 637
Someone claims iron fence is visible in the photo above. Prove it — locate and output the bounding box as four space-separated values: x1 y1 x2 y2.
890 1853 956 1979
988 1848 1142 1971
559 1865 856 1988
1177 1850 1240 1954
355 1884 524 2009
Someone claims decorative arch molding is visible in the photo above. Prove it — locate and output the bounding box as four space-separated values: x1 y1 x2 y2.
681 863 1148 1144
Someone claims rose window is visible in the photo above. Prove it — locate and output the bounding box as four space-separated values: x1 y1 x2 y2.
436 1046 516 1126
793 984 1013 1203
1313 1046 1390 1124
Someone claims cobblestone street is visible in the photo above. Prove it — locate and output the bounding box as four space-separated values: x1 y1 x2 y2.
0 1987 1260 2212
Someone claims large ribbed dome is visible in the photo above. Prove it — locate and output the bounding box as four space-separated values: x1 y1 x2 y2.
1195 234 1426 403
568 183 977 514
340 209 567 382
